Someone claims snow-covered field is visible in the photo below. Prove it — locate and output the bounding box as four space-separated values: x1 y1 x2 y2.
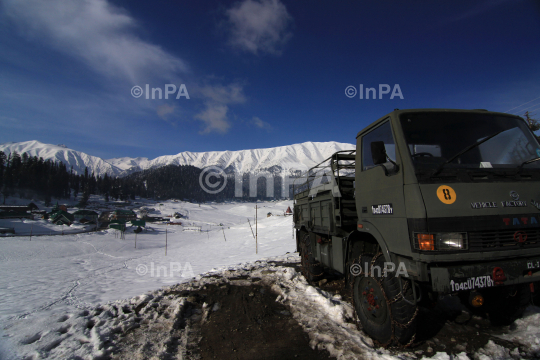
1 199 540 359
0 218 94 236
0 199 295 358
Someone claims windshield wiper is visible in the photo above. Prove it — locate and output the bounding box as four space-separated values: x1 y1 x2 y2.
516 157 540 174
431 130 505 177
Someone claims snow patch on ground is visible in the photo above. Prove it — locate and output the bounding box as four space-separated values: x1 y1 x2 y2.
495 306 540 358
4 255 403 359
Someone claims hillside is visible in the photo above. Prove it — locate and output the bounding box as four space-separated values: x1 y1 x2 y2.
0 141 355 178
107 141 355 176
0 141 122 177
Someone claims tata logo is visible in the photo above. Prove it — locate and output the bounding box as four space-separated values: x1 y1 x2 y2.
502 216 539 226
510 191 520 201
514 231 528 243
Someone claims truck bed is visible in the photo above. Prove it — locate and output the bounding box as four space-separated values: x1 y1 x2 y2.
293 151 356 237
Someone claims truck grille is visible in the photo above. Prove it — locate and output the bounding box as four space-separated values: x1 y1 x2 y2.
469 228 540 251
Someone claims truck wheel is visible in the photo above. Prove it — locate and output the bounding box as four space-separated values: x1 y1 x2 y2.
299 232 324 283
352 253 418 346
486 284 530 326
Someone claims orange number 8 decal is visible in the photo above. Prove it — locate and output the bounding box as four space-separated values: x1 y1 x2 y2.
437 185 456 204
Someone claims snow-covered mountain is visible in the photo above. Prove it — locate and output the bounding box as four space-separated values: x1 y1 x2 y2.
107 141 356 175
0 140 355 177
0 140 123 176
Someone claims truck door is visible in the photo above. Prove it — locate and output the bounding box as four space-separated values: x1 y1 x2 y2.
355 119 408 254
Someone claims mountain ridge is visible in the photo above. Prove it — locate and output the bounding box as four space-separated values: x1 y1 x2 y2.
0 140 355 177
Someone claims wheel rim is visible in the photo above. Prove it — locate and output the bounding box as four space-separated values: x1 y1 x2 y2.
354 276 388 325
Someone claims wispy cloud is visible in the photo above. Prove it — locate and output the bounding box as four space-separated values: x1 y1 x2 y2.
194 83 247 134
194 104 230 134
157 104 176 120
199 83 247 104
0 0 251 141
225 0 293 56
251 116 272 131
2 0 188 84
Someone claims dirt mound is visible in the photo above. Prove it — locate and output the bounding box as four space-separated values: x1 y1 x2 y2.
198 283 331 359
17 256 538 359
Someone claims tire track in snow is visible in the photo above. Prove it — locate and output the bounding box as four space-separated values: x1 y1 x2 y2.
13 280 82 319
12 256 141 320
11 235 148 320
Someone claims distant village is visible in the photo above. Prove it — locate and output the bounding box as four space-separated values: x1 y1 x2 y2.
0 200 169 235
0 200 293 235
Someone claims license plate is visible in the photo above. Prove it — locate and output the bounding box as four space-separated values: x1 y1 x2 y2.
450 276 494 292
527 260 540 270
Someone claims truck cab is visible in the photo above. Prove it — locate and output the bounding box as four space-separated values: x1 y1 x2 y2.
294 109 540 346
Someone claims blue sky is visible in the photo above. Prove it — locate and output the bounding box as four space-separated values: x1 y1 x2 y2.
1 0 539 159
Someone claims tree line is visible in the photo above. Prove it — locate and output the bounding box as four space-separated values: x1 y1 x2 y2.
0 152 294 206
0 151 143 206
125 164 297 202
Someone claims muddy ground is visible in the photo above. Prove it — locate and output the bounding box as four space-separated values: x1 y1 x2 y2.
108 260 534 360
317 277 523 358
197 283 332 360
300 261 530 358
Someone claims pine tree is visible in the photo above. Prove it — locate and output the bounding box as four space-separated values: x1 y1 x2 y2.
1 153 13 204
102 173 111 200
79 185 90 208
44 192 52 207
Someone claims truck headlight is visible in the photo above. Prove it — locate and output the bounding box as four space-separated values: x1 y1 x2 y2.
436 232 467 250
414 232 468 251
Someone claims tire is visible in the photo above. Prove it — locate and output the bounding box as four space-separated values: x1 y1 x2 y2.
485 284 530 326
352 253 417 346
299 232 324 283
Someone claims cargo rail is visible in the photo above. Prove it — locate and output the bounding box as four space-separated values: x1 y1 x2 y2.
293 150 356 237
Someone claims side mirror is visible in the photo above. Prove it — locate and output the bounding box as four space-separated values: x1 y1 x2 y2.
371 141 387 165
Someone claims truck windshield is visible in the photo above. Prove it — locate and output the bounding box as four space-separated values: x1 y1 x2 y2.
400 112 540 173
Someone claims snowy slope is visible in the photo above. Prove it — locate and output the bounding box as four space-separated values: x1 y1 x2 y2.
108 141 356 175
0 140 355 177
0 199 297 358
0 141 123 177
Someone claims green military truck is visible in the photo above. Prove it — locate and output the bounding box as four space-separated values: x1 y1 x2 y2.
293 109 540 346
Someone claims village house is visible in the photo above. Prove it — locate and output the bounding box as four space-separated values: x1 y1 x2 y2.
110 209 137 221
50 210 75 226
0 205 34 220
73 210 99 223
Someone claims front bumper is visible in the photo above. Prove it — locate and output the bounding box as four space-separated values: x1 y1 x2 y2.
430 256 540 293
